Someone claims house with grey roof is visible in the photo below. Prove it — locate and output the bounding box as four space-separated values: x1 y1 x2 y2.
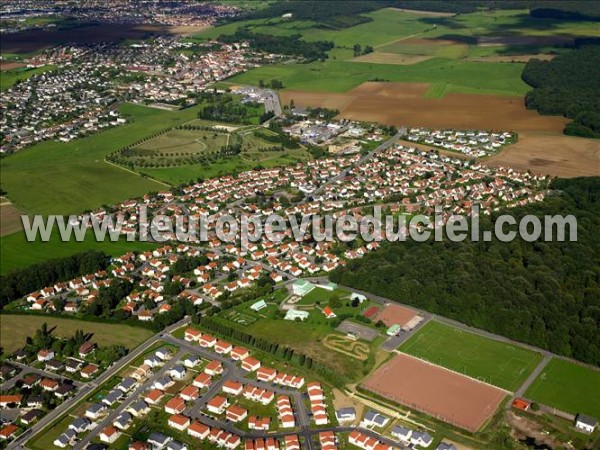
335 407 356 423
148 431 171 449
113 411 132 430
85 402 107 420
362 410 390 428
117 377 136 392
437 442 457 450
54 429 76 448
575 414 598 433
411 431 433 448
391 425 413 442
127 400 150 417
102 389 123 406
69 417 92 433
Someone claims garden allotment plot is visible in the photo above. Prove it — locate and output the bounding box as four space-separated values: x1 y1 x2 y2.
399 320 542 391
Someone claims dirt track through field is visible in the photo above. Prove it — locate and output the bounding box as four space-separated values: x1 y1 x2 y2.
363 353 506 432
281 82 600 177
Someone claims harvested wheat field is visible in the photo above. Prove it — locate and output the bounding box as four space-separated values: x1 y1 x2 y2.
352 52 431 65
281 82 567 133
363 353 506 432
486 132 600 177
280 82 600 177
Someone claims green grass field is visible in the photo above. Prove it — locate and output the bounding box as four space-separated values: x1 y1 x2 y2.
193 8 432 51
0 103 197 216
0 314 154 353
525 358 600 418
203 8 600 98
0 65 56 90
227 57 529 95
0 228 156 275
142 148 310 185
399 320 543 391
135 128 228 155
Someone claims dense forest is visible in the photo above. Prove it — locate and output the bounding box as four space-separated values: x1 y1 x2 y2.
522 45 600 138
0 251 110 309
218 28 333 61
330 177 600 366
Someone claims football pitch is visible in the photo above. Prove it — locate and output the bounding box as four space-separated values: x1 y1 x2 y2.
399 320 543 391
525 358 600 418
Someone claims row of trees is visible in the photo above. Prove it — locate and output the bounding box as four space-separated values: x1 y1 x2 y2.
0 251 110 309
219 28 334 62
198 316 344 385
522 44 600 138
331 177 600 365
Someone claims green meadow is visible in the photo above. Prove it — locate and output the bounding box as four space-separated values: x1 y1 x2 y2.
0 65 56 90
525 358 600 418
0 103 200 216
0 228 156 275
227 57 529 95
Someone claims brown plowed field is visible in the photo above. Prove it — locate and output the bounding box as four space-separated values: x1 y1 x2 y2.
363 353 506 432
280 82 600 177
486 132 600 177
281 82 567 133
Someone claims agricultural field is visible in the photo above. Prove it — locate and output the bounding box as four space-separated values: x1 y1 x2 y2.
0 64 56 90
279 81 565 132
399 320 543 391
525 358 600 418
0 103 194 216
0 314 154 354
485 132 600 178
227 57 530 96
214 8 600 97
0 228 156 275
193 8 432 49
0 199 23 237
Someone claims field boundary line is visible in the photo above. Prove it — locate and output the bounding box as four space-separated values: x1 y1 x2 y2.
395 351 513 395
103 159 171 187
374 30 429 49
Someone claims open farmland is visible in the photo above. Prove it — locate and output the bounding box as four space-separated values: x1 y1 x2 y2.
0 228 156 275
280 82 565 132
0 200 23 237
525 358 600 418
193 8 433 49
0 103 200 216
486 132 600 178
399 320 543 392
364 353 506 432
228 58 530 95
0 314 154 353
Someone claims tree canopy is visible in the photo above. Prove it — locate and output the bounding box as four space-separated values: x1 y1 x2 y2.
330 177 600 366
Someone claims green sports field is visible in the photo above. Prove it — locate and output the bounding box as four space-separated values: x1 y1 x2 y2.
525 358 600 418
399 320 543 391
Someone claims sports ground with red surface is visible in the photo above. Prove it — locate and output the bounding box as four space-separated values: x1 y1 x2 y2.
363 353 506 432
374 303 417 327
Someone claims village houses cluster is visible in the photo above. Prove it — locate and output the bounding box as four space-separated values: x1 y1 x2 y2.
1 37 281 153
406 127 516 157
